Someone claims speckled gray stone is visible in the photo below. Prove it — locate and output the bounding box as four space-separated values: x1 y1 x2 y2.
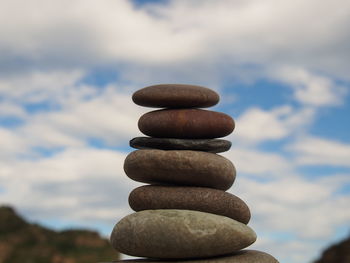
110 210 256 259
129 137 232 153
124 150 236 190
108 250 279 262
132 84 220 108
129 185 251 224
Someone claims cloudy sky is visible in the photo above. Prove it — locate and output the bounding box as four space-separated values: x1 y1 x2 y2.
1 0 350 262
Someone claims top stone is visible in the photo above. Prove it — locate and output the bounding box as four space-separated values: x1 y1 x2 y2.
132 84 220 108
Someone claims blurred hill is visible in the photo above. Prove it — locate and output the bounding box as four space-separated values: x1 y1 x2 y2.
0 206 119 263
314 234 350 263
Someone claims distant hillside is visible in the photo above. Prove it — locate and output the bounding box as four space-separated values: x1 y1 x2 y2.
314 234 350 263
0 206 120 263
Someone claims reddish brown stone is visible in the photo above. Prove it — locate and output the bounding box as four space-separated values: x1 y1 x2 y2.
108 250 279 263
138 109 235 139
124 150 236 190
129 186 251 224
132 84 220 108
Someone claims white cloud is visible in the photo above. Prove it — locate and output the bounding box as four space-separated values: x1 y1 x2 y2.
237 174 350 238
0 69 147 152
273 67 347 107
0 0 349 81
0 102 26 118
0 70 84 102
0 69 145 224
252 237 322 263
234 106 291 143
0 128 26 160
0 0 201 68
20 85 145 147
223 147 292 177
232 105 315 144
0 146 140 224
288 136 350 167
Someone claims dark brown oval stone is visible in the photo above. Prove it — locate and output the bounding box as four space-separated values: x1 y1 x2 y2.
132 84 220 108
130 137 232 153
138 109 235 139
129 186 251 224
124 150 236 190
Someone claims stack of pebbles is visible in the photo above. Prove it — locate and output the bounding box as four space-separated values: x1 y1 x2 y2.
110 84 278 263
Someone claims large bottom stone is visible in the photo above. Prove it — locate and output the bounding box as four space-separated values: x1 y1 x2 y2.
110 210 256 259
130 137 232 153
105 250 279 263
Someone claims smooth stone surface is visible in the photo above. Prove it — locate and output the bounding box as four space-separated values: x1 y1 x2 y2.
130 137 232 153
132 84 220 108
108 250 279 263
138 109 235 139
129 185 251 224
110 210 257 259
124 150 235 190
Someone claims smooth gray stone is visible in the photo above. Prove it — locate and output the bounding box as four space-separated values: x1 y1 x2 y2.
124 150 236 190
110 210 256 259
108 250 279 262
130 137 232 153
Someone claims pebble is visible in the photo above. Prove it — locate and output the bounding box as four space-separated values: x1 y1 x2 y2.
110 210 256 259
130 137 232 153
107 250 279 263
124 150 235 190
138 109 235 139
129 185 251 224
132 84 220 108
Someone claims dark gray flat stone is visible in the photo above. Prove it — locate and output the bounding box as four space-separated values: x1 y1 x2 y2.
130 137 231 153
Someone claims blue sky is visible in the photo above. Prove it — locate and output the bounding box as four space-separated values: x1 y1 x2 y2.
0 1 350 262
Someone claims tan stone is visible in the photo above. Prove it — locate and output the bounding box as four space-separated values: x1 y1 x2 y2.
110 210 256 259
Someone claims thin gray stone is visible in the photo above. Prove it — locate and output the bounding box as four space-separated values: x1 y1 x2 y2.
130 137 231 153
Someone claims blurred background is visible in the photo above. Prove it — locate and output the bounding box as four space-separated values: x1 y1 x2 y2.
0 0 350 262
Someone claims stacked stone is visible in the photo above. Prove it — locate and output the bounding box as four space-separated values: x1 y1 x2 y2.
110 84 278 263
